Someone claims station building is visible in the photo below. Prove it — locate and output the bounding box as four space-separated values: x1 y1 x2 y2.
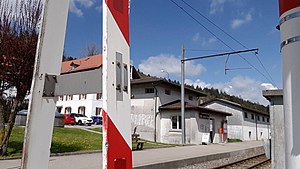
202 98 270 141
131 77 231 144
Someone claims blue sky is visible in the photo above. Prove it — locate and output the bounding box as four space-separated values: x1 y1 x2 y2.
64 0 281 105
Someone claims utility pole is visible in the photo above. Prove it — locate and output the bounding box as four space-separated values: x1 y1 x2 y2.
180 47 258 145
181 45 185 145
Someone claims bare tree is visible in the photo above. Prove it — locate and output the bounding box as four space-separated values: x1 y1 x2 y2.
85 43 100 56
0 0 42 156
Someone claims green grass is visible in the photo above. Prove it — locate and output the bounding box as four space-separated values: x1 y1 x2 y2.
6 127 102 157
51 127 102 153
132 139 179 150
87 127 102 133
4 126 177 157
228 138 242 143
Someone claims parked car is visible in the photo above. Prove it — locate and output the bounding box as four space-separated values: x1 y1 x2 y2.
69 113 93 126
64 114 76 125
91 116 102 125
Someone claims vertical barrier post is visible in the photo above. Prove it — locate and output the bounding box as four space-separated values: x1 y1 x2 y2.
21 0 69 169
102 0 132 168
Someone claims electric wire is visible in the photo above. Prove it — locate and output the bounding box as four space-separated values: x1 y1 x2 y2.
169 0 274 84
179 0 276 85
185 49 230 52
180 0 247 49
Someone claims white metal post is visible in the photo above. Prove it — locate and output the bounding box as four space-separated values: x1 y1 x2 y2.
279 1 300 168
21 0 69 169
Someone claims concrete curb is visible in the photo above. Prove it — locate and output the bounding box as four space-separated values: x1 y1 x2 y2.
0 150 102 161
133 146 265 169
0 144 177 161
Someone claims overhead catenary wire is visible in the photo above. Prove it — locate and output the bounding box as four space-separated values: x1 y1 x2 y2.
185 49 230 52
169 0 274 84
179 0 276 85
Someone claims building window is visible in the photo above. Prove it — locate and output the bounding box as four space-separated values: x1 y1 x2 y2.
95 107 102 116
79 94 87 100
188 95 193 101
165 89 171 95
262 117 265 122
96 93 102 100
78 106 86 115
171 115 182 130
145 88 154 93
58 96 64 101
56 107 62 113
65 107 72 114
257 116 260 121
244 112 248 118
67 95 73 100
267 118 269 123
251 114 254 120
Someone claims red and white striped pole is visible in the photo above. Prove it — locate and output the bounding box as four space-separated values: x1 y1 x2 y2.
102 0 132 169
279 1 300 168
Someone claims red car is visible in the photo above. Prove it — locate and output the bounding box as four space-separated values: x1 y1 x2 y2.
64 114 76 125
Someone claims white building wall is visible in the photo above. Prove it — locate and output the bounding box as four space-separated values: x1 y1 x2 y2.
131 98 155 141
160 110 212 145
131 83 200 142
204 101 270 141
56 94 103 117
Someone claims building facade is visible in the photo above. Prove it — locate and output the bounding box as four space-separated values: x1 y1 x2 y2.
56 93 103 117
202 99 270 141
131 77 231 144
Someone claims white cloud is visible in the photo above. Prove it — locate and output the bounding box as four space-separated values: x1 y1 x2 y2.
96 4 102 13
208 37 217 44
192 33 217 47
69 0 84 17
77 0 95 8
210 0 226 15
231 11 253 29
192 33 200 41
69 0 95 17
209 0 245 15
186 76 276 105
138 54 206 78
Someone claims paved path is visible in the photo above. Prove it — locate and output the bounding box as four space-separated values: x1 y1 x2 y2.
0 141 263 169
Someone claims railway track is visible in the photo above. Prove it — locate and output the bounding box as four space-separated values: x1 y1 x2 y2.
213 154 271 169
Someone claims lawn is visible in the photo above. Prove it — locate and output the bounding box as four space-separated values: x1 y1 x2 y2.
87 127 102 133
5 126 176 157
6 127 102 157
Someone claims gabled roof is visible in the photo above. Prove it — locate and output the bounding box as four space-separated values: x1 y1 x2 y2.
201 98 269 116
159 100 232 116
61 54 102 74
131 77 206 97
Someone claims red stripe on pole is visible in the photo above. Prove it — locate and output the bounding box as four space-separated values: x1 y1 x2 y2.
103 110 132 169
105 0 129 45
279 0 300 16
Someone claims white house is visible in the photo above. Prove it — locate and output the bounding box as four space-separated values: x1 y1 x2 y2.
201 98 270 141
56 93 102 117
56 55 103 117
